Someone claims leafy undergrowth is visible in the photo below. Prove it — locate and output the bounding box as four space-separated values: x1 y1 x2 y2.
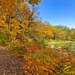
9 39 75 75
0 33 74 75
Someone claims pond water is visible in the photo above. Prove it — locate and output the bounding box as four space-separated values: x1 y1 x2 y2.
46 42 75 51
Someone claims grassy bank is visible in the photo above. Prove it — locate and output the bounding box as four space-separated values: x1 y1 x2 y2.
44 39 72 44
43 39 74 47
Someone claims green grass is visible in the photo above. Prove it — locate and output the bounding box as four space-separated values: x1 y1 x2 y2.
44 39 72 44
43 39 74 48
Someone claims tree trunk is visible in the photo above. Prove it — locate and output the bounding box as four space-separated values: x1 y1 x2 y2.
8 13 11 33
8 13 11 47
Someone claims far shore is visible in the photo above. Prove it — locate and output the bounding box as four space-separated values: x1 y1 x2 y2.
48 41 73 45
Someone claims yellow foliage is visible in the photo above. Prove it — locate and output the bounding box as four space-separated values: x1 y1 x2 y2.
64 66 71 71
42 67 50 71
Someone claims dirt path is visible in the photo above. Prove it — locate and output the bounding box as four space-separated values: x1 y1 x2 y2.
0 46 24 75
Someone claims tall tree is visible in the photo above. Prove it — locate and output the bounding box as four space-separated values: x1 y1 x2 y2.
0 0 41 32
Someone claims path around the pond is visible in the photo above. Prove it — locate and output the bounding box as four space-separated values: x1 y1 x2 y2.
0 46 24 75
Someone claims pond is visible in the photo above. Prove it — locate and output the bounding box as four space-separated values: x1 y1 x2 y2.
46 42 75 51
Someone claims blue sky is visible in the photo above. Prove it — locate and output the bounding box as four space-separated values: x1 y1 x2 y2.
28 0 75 28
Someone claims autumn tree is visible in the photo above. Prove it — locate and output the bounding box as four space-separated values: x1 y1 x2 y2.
0 0 41 32
43 22 59 39
55 25 71 40
70 28 75 40
58 31 65 40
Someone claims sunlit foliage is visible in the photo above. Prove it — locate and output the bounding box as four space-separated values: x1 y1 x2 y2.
0 0 75 75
